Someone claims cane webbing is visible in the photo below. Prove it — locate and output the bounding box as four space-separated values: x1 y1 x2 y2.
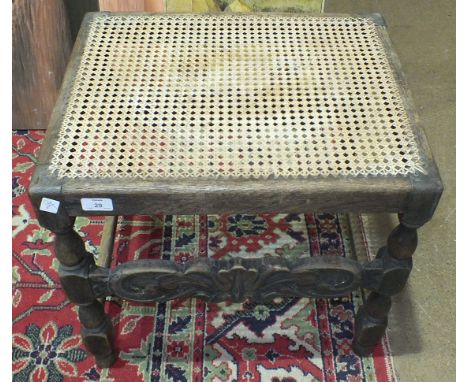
49 14 425 179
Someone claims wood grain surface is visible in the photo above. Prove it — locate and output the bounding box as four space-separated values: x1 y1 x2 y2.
99 0 163 11
13 0 72 130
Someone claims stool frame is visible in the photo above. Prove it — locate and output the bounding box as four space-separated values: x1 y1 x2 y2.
29 12 443 367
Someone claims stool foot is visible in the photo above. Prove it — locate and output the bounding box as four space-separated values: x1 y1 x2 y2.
95 351 118 369
79 301 117 368
352 292 391 356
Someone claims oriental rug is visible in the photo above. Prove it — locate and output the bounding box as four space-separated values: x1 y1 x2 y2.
12 130 397 382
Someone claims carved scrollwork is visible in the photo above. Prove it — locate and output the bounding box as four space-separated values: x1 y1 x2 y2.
102 256 363 303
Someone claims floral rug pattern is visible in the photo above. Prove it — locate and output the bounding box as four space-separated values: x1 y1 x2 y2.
13 130 396 381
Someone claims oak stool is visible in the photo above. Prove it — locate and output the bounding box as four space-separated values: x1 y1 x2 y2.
29 12 443 367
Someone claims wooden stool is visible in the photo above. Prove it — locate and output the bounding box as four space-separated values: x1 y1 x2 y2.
29 12 443 367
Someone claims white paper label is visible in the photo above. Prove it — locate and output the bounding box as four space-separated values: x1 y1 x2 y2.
39 197 60 214
81 198 114 211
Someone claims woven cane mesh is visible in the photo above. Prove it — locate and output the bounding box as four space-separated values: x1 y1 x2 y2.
50 14 425 179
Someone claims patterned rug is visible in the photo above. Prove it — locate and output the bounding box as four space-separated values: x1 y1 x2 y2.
12 130 397 381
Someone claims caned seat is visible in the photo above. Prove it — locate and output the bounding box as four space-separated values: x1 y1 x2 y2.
31 12 440 217
50 13 424 180
29 12 442 367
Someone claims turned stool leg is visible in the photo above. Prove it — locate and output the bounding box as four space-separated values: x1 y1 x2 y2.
37 209 116 368
353 217 418 356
